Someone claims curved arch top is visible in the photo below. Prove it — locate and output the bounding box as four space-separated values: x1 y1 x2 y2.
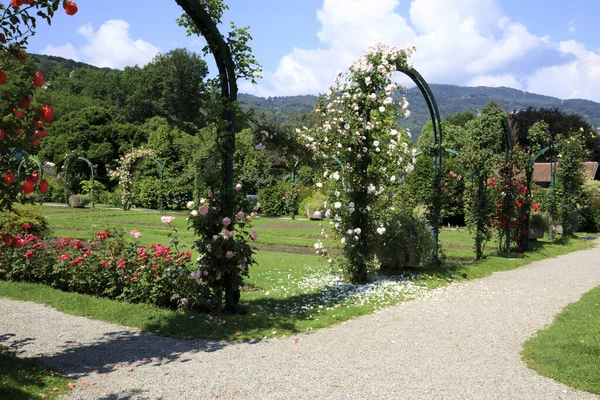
398 66 444 264
65 156 96 208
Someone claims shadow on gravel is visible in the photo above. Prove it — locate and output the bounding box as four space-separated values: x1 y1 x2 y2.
0 329 261 380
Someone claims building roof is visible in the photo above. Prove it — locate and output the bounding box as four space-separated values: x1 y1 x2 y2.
532 162 599 183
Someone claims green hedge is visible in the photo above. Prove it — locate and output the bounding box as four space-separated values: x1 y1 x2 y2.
0 204 50 237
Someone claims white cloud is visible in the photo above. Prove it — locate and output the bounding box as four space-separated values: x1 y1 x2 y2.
42 20 160 69
526 40 600 100
568 20 576 33
42 43 79 61
247 0 600 102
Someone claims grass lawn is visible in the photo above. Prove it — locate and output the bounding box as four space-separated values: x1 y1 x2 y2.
522 285 600 395
1 205 594 341
0 346 71 400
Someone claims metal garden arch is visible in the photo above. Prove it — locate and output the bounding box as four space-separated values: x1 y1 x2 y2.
65 156 95 208
398 67 443 263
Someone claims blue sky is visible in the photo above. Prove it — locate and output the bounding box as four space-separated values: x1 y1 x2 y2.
27 0 600 102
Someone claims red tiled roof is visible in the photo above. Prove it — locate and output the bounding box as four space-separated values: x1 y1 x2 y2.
532 162 599 183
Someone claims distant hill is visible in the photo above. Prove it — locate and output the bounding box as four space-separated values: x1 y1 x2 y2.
32 53 600 141
240 86 600 142
32 54 112 76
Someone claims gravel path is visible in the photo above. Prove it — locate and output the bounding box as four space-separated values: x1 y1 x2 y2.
2 242 600 400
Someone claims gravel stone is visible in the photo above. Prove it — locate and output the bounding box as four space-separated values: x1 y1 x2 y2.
2 240 600 399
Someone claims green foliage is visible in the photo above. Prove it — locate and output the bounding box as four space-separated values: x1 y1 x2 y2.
374 210 436 270
80 179 107 204
556 131 587 235
132 177 193 210
460 102 505 259
0 204 49 237
258 181 290 216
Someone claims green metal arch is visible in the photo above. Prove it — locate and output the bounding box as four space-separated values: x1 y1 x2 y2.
65 157 95 208
146 155 165 212
398 66 443 264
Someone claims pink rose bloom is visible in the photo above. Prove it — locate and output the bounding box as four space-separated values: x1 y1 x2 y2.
222 217 231 227
161 216 175 224
250 211 258 218
236 211 245 220
139 265 146 271
225 251 234 259
198 205 209 216
206 243 212 252
207 189 213 198
239 264 246 271
190 271 200 280
130 229 142 239
181 298 189 306
220 229 230 238
251 230 258 240
235 183 243 191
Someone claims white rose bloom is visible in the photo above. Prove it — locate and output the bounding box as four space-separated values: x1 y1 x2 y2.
191 210 198 216
373 140 379 147
334 202 342 209
186 200 195 210
390 175 396 182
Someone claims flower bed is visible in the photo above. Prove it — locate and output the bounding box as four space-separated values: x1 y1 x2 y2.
0 226 209 311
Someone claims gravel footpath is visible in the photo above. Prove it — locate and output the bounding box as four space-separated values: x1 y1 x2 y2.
2 242 600 400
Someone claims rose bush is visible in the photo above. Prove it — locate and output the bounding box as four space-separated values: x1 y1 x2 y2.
300 43 416 282
188 186 258 313
0 223 210 311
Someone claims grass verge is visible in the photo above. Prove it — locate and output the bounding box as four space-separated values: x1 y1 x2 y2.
0 347 71 400
522 284 600 395
0 237 594 342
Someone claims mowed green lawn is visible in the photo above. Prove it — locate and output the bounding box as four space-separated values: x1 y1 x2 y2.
42 204 507 262
0 204 589 341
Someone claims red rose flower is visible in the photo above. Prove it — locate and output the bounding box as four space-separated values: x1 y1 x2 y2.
64 1 78 15
28 171 40 184
13 108 25 119
0 70 6 85
34 130 49 139
33 71 44 88
22 223 31 229
21 180 34 195
18 94 31 109
0 34 6 44
0 128 5 140
38 179 49 194
39 105 54 122
532 203 539 212
11 0 23 7
4 171 15 184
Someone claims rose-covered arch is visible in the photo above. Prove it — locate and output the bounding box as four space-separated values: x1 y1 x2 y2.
111 148 164 211
301 44 445 282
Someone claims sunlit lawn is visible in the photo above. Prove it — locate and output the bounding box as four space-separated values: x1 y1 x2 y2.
522 285 600 395
0 204 593 341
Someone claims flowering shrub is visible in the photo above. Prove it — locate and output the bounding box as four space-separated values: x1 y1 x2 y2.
188 186 258 313
110 148 157 210
0 224 210 311
487 144 532 252
300 43 416 282
0 1 78 211
374 209 435 270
